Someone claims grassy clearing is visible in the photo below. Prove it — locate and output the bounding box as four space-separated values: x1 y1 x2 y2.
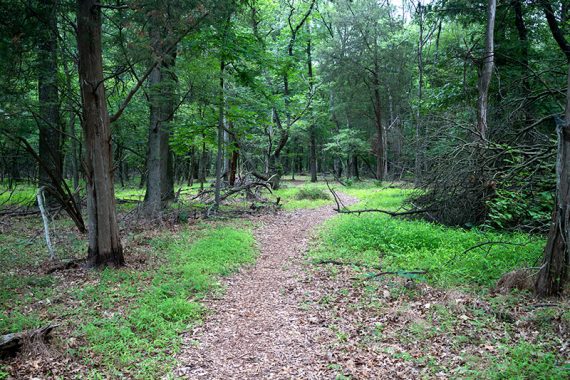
0 219 255 379
312 185 544 288
0 185 37 207
81 225 255 378
273 183 333 210
0 181 203 207
307 182 568 379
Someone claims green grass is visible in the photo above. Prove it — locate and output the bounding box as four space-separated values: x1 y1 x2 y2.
0 185 36 206
312 186 544 289
0 219 255 378
273 183 333 210
462 341 569 379
0 181 202 207
79 225 255 378
309 183 568 379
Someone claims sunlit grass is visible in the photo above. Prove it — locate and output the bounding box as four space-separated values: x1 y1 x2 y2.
0 218 255 378
311 186 544 288
273 182 333 210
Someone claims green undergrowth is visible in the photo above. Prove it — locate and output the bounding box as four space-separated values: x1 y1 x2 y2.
0 185 36 206
273 183 333 210
310 184 567 379
1 220 255 379
80 225 255 378
466 341 569 379
0 181 202 207
312 186 544 289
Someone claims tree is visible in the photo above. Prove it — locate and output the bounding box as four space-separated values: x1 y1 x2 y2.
76 0 124 267
145 4 179 217
476 0 496 140
535 0 570 297
307 19 318 183
37 0 63 201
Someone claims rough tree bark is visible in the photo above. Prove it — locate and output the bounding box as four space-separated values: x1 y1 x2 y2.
476 0 496 140
145 19 176 217
307 21 317 183
415 1 424 184
535 1 570 296
372 55 385 182
37 0 63 201
76 0 124 267
213 59 225 211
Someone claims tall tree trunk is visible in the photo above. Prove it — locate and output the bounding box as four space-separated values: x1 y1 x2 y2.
76 0 124 267
536 1 570 296
372 60 385 182
307 21 317 183
415 1 424 184
513 0 531 127
144 21 176 216
227 123 239 187
352 155 359 180
309 130 317 182
37 0 63 202
536 74 570 296
187 148 195 186
476 0 496 140
213 59 225 210
199 137 207 190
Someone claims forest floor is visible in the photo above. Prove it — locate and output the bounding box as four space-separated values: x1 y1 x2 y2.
1 181 569 379
173 193 358 379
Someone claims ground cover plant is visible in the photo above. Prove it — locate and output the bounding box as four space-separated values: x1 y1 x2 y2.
306 184 569 379
0 214 255 378
2 0 570 377
273 182 333 210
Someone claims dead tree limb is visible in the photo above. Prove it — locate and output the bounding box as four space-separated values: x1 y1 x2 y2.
37 187 56 260
315 258 382 270
325 180 435 217
0 325 58 358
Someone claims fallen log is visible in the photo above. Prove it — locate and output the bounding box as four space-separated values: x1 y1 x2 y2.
315 259 382 270
45 258 84 274
0 325 58 358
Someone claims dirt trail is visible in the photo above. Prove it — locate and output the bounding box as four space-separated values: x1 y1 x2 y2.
174 195 356 379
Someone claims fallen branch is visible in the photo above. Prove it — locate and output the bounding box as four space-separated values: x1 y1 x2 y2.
37 187 56 261
315 258 382 270
366 270 427 279
45 258 84 274
448 240 530 264
325 179 435 217
0 325 58 358
220 181 273 202
337 208 436 217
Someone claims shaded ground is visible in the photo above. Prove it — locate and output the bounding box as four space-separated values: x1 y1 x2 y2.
173 194 357 379
173 191 569 380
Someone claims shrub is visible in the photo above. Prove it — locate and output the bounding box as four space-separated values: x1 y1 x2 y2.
295 187 330 201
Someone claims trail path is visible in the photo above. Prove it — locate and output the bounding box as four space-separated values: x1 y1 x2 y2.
174 194 356 379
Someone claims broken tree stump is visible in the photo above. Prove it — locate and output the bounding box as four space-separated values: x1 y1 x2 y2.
0 325 57 358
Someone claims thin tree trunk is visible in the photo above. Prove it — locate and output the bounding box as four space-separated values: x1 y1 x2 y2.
513 0 531 127
476 0 496 140
213 59 225 210
415 1 424 184
144 19 176 216
37 0 63 202
76 0 124 268
535 1 570 296
372 60 385 182
199 138 207 190
307 21 317 183
187 148 195 187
